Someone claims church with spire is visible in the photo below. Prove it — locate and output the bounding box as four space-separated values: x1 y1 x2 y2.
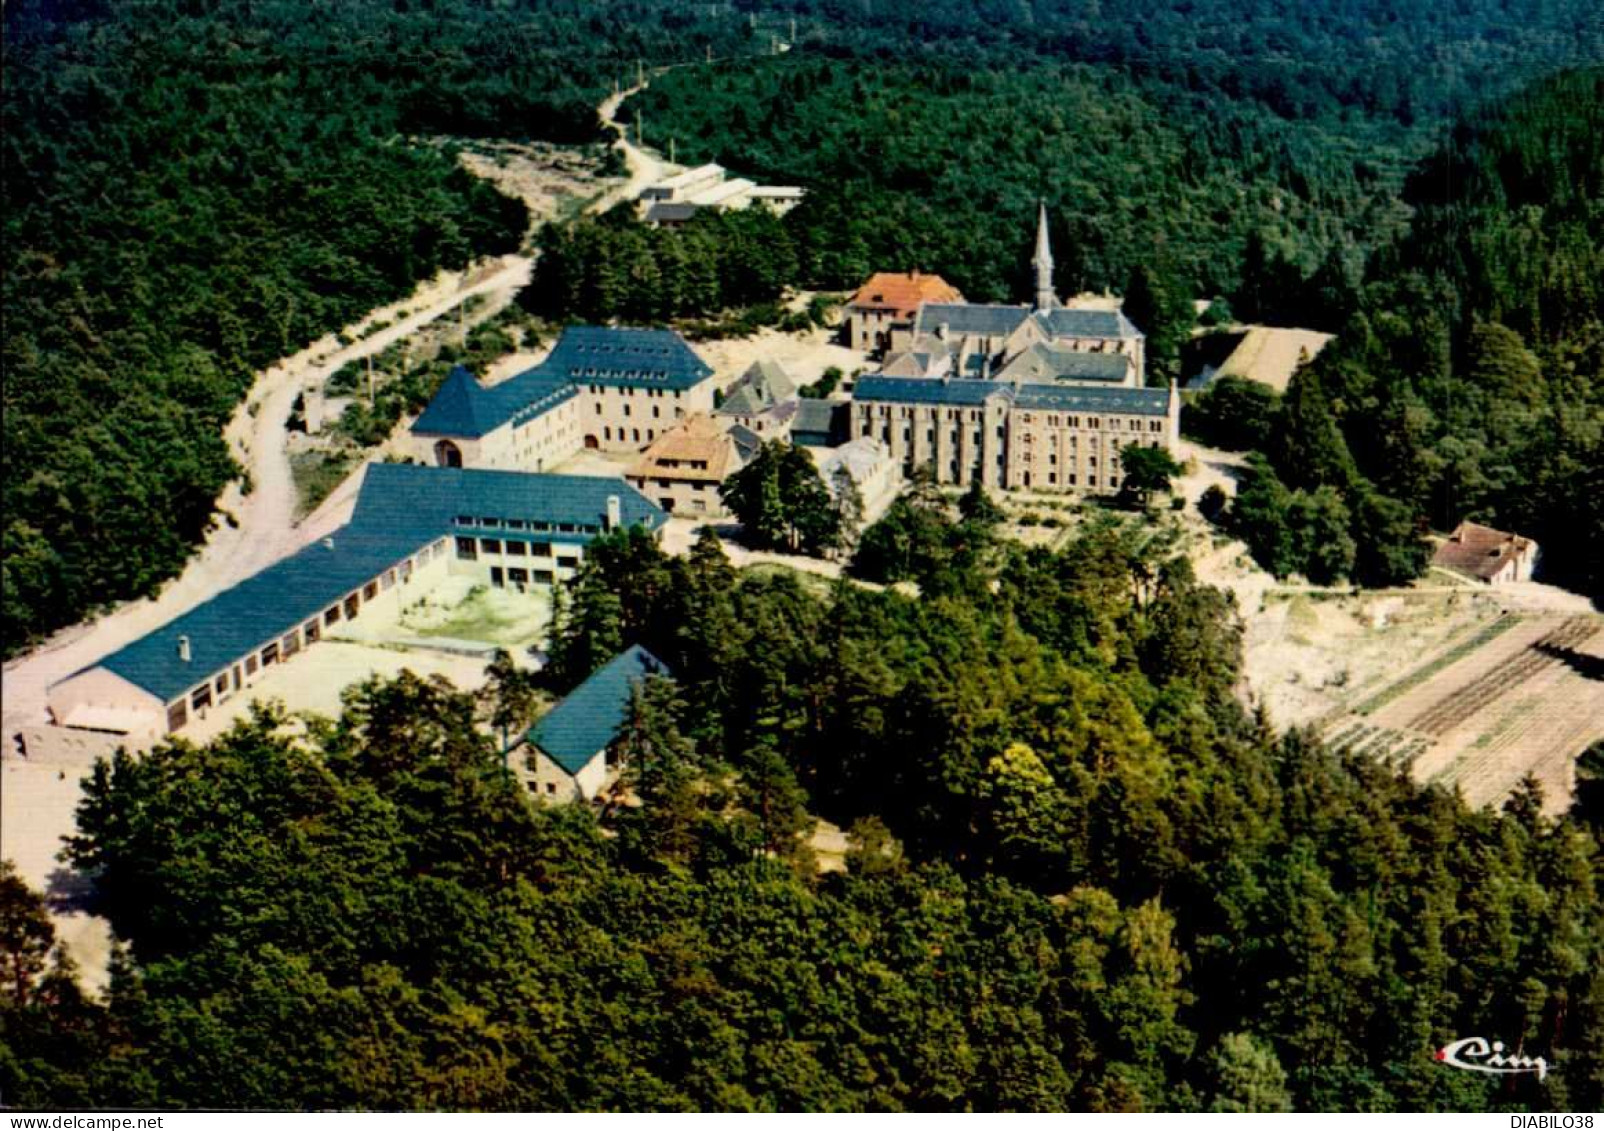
875 203 1147 385
849 204 1179 496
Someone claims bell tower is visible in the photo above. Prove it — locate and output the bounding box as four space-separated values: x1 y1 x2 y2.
1032 201 1056 311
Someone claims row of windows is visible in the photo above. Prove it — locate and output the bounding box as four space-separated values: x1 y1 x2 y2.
169 540 448 730
583 383 684 398
457 538 580 567
455 516 596 535
599 402 680 420
602 425 661 444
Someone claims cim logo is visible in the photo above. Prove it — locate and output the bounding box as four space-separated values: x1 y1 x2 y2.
1436 1037 1549 1081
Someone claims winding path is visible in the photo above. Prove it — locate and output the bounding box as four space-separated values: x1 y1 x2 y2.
0 255 532 743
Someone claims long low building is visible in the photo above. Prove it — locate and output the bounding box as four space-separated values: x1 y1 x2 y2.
48 464 666 741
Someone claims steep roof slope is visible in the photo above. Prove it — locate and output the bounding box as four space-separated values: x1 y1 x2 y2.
527 644 671 773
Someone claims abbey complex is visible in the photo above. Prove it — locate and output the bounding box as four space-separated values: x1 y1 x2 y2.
47 207 1176 743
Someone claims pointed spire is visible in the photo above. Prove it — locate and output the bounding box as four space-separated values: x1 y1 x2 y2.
1032 200 1056 311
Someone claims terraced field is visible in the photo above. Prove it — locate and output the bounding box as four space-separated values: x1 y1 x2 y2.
1323 614 1604 813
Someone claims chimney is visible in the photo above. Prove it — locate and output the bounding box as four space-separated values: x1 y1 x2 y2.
606 495 622 530
178 635 191 663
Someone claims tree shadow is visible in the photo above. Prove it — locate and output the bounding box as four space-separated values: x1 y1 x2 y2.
1533 642 1604 681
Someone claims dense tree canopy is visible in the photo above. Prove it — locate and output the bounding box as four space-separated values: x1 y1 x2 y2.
5 505 1601 1111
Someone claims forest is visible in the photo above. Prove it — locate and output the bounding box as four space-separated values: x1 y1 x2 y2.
7 0 1603 653
1189 69 1604 596
5 511 1602 1111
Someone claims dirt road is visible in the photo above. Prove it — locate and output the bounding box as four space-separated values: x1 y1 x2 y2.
0 254 532 744
590 83 668 215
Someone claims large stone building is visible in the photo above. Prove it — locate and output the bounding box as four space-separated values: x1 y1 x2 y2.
849 205 1179 494
880 205 1147 383
844 270 965 354
407 325 718 470
852 376 1178 493
47 464 665 741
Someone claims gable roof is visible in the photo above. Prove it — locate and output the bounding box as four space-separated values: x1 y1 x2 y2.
543 325 713 391
351 463 667 538
854 375 1170 416
848 272 964 316
527 644 670 773
914 303 1031 339
1431 521 1538 581
66 465 666 704
628 414 742 483
790 398 848 444
994 343 1134 385
412 365 577 438
718 359 798 415
854 375 1009 407
1036 307 1143 340
411 327 711 440
912 303 1145 342
1013 384 1171 416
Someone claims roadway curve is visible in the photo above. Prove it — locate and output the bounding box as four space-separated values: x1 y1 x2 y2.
1 254 532 742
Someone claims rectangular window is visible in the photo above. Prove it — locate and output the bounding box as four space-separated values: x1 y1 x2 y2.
168 701 188 731
281 632 301 659
381 570 396 590
246 656 259 676
506 519 527 530
480 518 501 528
362 581 378 601
508 567 529 586
529 542 552 557
344 594 360 619
261 643 279 667
480 538 501 554
455 515 475 526
505 541 527 557
490 567 504 587
232 665 243 689
534 569 555 584
215 674 229 695
456 536 477 560
304 620 321 643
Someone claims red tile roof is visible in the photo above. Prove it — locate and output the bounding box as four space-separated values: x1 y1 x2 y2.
847 271 964 318
1431 521 1538 582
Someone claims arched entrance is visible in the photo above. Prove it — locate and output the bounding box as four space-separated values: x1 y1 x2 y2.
433 440 463 468
584 434 600 450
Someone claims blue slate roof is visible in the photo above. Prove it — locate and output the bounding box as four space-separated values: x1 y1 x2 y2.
1039 308 1144 339
66 465 665 704
915 303 1031 339
996 344 1134 384
855 376 1169 417
543 325 712 391
527 644 670 774
854 376 1008 407
913 303 1143 341
412 365 577 438
1014 384 1171 416
352 463 666 540
411 326 709 440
